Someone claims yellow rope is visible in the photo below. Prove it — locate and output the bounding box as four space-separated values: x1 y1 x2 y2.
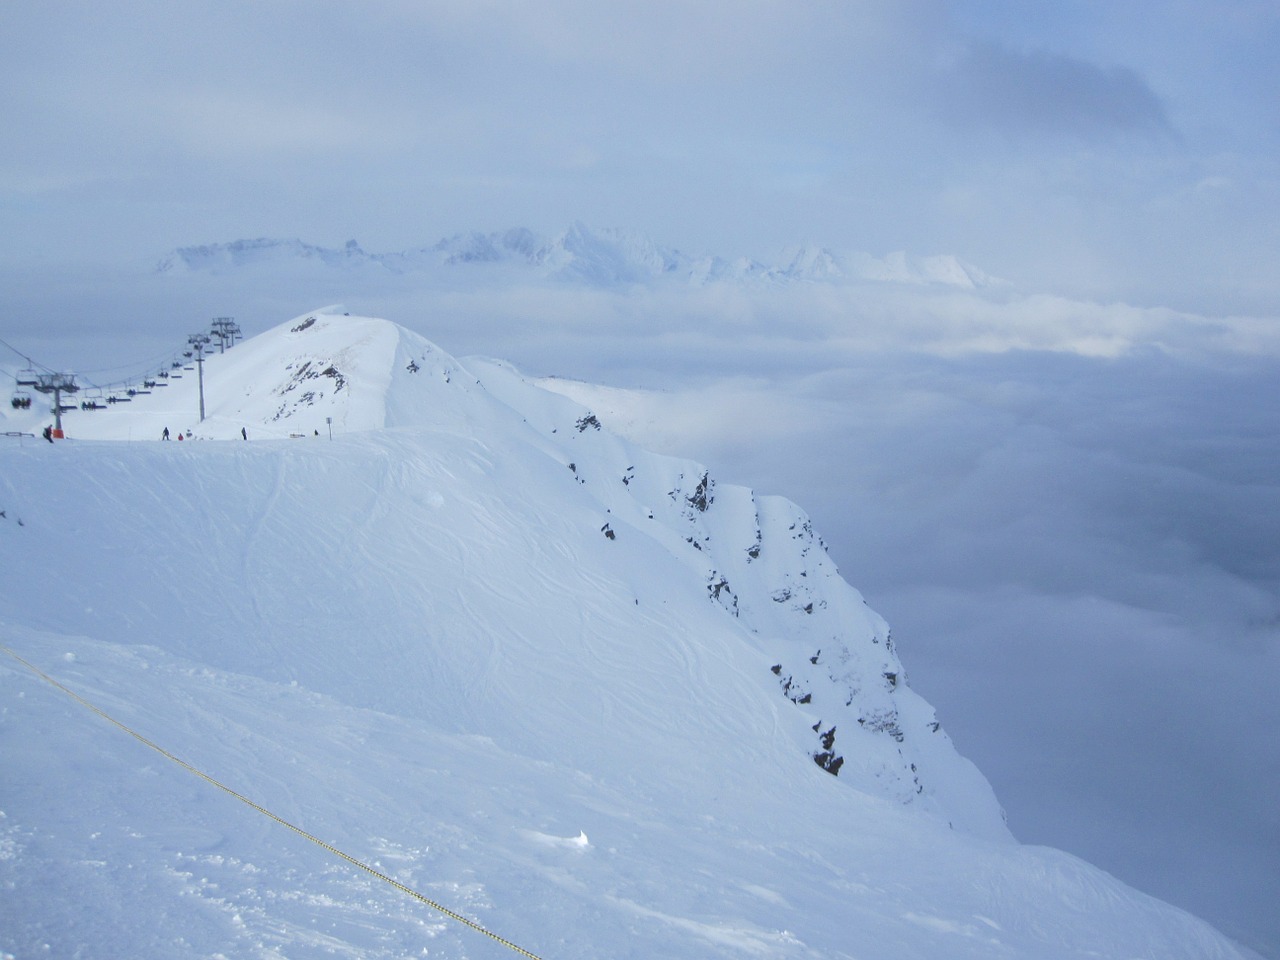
1 644 544 960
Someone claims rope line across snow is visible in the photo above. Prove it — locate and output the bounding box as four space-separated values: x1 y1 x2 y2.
1 644 545 960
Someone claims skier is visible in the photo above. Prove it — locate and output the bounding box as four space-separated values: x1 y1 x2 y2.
177 433 184 441
42 425 53 443
241 426 247 440
162 427 170 440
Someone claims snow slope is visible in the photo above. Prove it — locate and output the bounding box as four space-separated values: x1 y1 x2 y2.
0 311 1255 959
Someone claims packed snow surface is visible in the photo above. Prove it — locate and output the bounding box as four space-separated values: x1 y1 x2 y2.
0 311 1253 958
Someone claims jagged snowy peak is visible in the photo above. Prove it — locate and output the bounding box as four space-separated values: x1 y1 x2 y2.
154 225 1002 289
429 226 544 266
772 245 1000 287
422 223 693 283
0 310 1254 959
155 237 379 273
535 222 691 283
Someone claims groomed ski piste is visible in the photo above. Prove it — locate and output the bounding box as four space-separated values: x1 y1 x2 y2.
0 310 1257 959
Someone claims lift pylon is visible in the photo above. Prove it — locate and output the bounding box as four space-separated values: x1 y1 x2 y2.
32 373 79 436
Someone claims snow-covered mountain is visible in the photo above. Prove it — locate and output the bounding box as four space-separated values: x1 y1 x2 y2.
154 224 1000 289
0 311 1253 959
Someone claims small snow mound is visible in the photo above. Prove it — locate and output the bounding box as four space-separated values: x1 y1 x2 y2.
523 829 590 851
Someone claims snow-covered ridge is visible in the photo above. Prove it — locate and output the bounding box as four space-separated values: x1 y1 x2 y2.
154 223 1001 289
18 310 1005 836
0 310 1254 959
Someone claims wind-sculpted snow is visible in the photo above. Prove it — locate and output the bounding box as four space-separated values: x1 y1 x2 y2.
0 311 1256 959
466 355 1008 838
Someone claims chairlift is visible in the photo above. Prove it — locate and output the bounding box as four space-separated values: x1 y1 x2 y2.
80 398 105 411
10 390 32 410
15 367 38 388
182 351 193 359
183 365 194 371
143 379 157 388
57 403 76 413
171 361 182 369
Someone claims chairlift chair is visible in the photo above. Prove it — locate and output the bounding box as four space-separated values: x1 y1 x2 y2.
15 368 38 388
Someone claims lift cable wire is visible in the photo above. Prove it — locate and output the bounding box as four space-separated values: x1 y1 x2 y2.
0 335 55 375
0 643 546 960
76 346 194 382
1 334 217 397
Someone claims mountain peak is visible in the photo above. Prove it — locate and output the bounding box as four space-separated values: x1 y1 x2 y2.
0 308 1253 958
37 308 1008 839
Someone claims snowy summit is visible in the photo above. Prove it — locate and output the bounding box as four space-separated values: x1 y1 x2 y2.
0 310 1254 958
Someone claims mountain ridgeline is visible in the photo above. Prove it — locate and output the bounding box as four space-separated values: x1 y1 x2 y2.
6 311 1006 838
155 223 1000 289
0 311 1252 959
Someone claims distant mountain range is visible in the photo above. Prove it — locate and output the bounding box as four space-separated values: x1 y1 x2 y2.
156 223 1002 289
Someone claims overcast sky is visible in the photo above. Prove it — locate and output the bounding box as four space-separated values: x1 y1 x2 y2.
3 2 1279 956
3 0 1280 313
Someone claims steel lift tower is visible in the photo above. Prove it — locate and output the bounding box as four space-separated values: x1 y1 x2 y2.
33 373 79 437
188 333 211 421
210 317 241 353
